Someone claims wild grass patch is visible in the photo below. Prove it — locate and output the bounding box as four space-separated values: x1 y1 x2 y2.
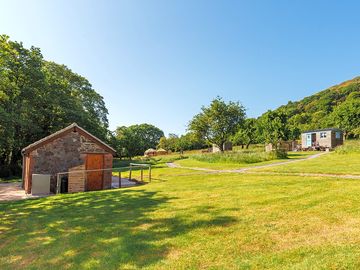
190 150 287 164
335 140 360 154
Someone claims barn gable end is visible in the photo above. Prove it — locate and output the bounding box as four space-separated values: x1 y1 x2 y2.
22 123 115 194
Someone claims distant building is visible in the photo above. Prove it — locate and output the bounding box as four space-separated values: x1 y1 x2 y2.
265 140 299 152
301 128 343 149
212 142 233 153
144 148 157 157
144 148 168 157
156 148 168 156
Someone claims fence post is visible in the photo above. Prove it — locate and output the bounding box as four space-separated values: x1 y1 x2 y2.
118 171 121 188
56 174 60 194
141 169 143 182
149 165 152 182
129 164 132 180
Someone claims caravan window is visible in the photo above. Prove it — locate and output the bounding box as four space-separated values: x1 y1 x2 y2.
336 132 341 139
320 132 327 138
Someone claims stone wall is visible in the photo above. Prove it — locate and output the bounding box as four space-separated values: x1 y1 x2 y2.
30 131 84 192
29 130 113 193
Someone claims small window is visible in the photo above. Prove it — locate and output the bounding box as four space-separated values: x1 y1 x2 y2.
336 132 341 139
320 132 327 138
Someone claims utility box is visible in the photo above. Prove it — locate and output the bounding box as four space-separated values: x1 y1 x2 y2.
32 174 51 195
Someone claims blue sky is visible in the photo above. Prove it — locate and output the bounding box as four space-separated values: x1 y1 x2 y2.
1 0 360 135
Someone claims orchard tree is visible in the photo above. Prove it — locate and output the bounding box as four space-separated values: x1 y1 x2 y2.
232 118 258 149
258 110 290 149
188 97 246 151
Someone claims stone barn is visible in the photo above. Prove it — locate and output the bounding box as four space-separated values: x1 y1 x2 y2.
22 123 116 194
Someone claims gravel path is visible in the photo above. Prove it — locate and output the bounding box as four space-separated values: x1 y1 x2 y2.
0 182 51 202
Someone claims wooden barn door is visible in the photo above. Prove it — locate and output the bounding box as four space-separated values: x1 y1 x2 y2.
86 154 104 191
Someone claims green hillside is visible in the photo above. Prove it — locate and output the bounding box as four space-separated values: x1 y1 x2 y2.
275 77 360 136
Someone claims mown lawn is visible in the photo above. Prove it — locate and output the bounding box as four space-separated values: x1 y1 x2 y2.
2 166 360 269
254 152 360 175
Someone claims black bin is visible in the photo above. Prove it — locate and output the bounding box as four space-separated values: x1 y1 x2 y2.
60 176 68 193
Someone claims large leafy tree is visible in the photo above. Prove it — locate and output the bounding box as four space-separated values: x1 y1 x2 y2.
258 110 290 148
232 118 259 149
188 97 246 151
0 35 110 176
115 124 164 158
157 132 208 152
331 97 360 138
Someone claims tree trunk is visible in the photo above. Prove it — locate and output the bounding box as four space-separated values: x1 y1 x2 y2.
246 142 251 149
218 143 224 152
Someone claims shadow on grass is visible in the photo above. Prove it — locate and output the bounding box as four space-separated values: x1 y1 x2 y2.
0 188 236 269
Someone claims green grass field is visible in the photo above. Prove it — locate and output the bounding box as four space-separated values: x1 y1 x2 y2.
1 141 360 269
175 151 317 170
254 141 360 175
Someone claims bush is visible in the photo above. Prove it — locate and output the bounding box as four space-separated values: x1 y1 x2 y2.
191 150 287 164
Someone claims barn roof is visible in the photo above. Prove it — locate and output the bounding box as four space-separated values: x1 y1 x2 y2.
302 128 342 134
22 123 116 155
144 148 156 154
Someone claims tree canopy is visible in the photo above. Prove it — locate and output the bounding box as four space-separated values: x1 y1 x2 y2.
158 132 208 152
188 97 246 151
115 124 164 158
258 110 290 148
271 76 360 137
0 35 110 176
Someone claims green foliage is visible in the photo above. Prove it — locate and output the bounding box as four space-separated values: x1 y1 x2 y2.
232 118 259 148
0 35 110 177
115 124 164 158
191 150 287 164
188 97 246 151
258 110 290 147
273 77 360 135
157 132 208 152
331 98 360 138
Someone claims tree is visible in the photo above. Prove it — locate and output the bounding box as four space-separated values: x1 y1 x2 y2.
0 35 111 177
232 118 258 149
188 97 246 151
258 110 290 148
115 124 164 158
330 98 360 139
157 136 168 150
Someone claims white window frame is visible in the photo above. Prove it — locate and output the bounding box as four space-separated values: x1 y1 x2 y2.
320 132 327 138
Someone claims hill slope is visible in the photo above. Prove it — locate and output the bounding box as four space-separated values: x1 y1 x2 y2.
274 76 360 135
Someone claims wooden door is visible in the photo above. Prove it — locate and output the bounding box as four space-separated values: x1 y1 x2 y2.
86 154 104 191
